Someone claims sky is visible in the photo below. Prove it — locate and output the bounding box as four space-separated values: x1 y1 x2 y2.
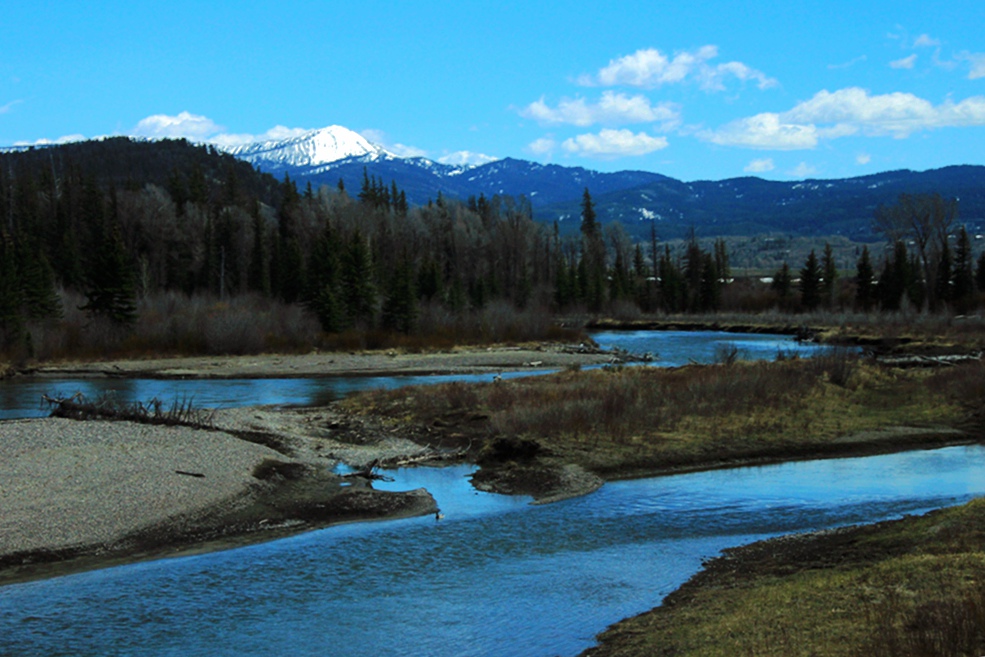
2 1 984 182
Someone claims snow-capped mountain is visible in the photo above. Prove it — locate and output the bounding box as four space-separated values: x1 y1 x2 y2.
226 125 391 173
222 124 985 242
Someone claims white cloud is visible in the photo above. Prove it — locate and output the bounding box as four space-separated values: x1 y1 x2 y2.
13 134 86 146
131 111 223 140
359 128 387 144
958 52 985 80
521 91 680 127
389 143 429 158
561 129 668 158
585 46 776 91
209 125 310 148
828 55 867 70
437 151 498 166
913 33 941 48
789 162 818 178
528 137 557 156
0 99 22 115
856 153 872 165
702 87 985 149
701 113 821 150
890 54 918 69
128 113 318 149
744 158 775 173
358 128 428 158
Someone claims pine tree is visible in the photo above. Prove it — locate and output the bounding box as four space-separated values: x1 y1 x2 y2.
952 226 975 313
340 230 376 327
381 257 417 333
772 262 792 306
0 233 24 348
855 245 874 311
81 217 137 326
247 201 270 295
579 188 606 312
934 239 953 310
976 252 985 296
821 242 837 308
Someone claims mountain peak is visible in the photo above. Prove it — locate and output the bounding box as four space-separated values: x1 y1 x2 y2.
228 125 389 170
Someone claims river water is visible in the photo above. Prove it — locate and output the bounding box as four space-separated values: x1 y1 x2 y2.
0 330 826 420
2 447 984 657
1 331 975 656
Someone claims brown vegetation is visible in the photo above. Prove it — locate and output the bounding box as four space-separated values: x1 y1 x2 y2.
340 353 984 480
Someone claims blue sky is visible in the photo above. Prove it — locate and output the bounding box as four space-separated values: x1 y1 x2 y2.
2 1 984 181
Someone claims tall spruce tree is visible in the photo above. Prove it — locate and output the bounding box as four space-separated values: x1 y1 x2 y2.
821 242 837 308
81 211 137 326
579 188 606 312
855 245 874 311
952 226 975 313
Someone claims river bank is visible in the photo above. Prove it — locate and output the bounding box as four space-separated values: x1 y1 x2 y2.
582 495 985 656
0 408 442 586
12 342 613 379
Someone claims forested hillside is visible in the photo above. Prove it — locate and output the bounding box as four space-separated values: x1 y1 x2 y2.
2 138 984 363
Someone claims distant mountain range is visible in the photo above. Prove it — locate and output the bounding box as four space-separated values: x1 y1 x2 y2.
221 125 985 241
7 126 981 242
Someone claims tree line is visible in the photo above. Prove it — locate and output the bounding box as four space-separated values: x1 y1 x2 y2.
771 193 985 315
0 138 981 359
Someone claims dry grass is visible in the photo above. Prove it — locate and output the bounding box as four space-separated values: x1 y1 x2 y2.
341 354 981 478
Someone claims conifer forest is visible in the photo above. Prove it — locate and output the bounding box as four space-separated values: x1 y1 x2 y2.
1 138 983 361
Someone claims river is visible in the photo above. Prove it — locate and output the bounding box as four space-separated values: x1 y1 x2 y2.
2 447 984 656
1 330 972 656
0 330 827 420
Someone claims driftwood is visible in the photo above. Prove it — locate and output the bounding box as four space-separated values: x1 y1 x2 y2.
342 444 471 481
41 392 215 429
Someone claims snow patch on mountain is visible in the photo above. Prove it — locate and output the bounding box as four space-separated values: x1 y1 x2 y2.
226 125 391 169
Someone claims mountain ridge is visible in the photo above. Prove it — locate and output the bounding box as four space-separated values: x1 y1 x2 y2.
229 126 983 241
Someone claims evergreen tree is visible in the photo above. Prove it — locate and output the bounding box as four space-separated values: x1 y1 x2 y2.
855 245 874 311
682 230 704 312
579 188 606 312
697 252 720 312
952 226 975 313
976 251 985 296
878 241 909 311
799 250 821 311
659 245 685 313
821 242 837 308
772 262 793 306
934 239 953 310
17 242 61 320
248 203 270 295
305 223 342 331
81 214 137 326
340 230 376 327
0 233 24 348
381 257 417 333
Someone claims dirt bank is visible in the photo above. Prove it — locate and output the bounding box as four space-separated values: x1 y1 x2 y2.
21 342 612 379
